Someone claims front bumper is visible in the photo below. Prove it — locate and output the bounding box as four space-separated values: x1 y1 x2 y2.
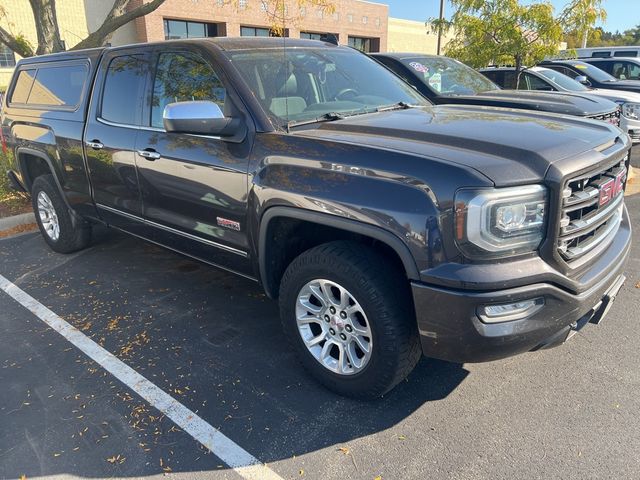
621 116 640 143
412 210 631 364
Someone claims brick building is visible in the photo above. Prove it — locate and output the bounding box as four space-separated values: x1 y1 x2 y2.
121 0 388 52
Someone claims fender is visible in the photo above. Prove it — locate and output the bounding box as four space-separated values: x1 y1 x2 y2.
258 206 421 298
16 146 85 226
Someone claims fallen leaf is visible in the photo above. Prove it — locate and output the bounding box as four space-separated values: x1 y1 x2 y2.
397 434 406 440
635 281 640 289
374 476 382 480
299 469 304 476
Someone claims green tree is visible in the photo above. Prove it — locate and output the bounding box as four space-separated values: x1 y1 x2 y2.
560 0 607 48
428 0 562 87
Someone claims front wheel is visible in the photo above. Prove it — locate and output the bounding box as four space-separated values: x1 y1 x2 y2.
31 174 91 253
279 241 421 399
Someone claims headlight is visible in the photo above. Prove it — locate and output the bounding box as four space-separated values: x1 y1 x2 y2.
454 185 547 258
621 103 640 120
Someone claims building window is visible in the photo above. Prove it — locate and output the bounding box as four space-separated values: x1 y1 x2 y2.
375 17 381 27
239 0 247 9
299 6 306 16
348 36 380 53
333 12 340 21
241 26 288 37
347 13 353 23
362 16 368 24
0 45 16 68
301 31 339 42
164 19 219 39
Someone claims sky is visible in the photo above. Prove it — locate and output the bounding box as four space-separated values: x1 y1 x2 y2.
384 0 638 34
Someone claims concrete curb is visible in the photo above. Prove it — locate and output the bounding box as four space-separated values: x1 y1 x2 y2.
0 212 36 231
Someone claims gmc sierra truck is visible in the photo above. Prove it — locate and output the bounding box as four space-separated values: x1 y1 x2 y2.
1 38 632 398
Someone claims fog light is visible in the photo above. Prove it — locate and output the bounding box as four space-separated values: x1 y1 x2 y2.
479 298 545 323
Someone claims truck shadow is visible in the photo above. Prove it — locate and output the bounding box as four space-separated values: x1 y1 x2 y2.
0 227 469 478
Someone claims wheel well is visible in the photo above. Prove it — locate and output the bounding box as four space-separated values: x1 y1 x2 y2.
262 216 411 299
18 152 52 190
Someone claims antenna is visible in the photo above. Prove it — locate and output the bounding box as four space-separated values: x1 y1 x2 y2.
281 0 289 131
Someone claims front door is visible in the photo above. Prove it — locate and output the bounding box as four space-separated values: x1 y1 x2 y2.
134 48 253 275
84 49 151 233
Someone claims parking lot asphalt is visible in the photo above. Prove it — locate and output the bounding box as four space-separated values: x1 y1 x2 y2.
1 194 639 480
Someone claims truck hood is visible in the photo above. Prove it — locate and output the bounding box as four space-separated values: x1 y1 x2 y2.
293 105 622 186
447 89 617 116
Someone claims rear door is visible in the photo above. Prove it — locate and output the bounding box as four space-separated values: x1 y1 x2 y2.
84 47 151 233
133 47 254 275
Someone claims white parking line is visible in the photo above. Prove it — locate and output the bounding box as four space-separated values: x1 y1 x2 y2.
0 274 284 480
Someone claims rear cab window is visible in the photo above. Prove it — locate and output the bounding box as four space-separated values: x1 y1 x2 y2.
9 62 88 109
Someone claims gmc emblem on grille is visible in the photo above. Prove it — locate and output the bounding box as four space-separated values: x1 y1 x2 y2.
598 169 626 207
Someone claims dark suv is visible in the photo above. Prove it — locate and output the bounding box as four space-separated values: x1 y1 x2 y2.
372 53 621 124
1 38 632 398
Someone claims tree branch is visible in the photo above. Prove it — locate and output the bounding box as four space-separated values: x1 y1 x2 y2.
0 25 35 57
72 0 167 50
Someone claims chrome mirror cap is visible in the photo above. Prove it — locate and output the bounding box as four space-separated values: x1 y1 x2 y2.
163 100 224 122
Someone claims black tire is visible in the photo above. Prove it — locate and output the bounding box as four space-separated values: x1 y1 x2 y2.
31 174 91 253
279 241 421 399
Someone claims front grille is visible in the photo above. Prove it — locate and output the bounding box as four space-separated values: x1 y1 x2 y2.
630 130 640 142
588 108 621 127
557 157 628 262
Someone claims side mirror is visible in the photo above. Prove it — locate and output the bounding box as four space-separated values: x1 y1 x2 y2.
575 75 591 86
163 101 246 142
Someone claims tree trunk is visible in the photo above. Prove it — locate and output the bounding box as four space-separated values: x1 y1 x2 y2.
581 29 588 48
73 0 167 50
29 0 65 55
0 26 35 58
515 55 523 89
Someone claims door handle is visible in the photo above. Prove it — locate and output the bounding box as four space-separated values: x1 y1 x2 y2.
86 140 104 150
137 149 161 161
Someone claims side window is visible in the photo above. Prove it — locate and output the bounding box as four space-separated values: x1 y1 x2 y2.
524 73 552 91
10 69 36 104
560 67 578 79
10 65 86 108
612 61 639 80
502 71 518 89
101 54 149 126
481 70 501 85
151 51 226 129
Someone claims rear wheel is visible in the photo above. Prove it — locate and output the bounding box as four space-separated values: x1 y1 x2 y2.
279 241 421 399
31 175 91 253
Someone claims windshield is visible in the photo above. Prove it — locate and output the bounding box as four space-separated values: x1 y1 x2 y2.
569 62 617 83
399 56 500 96
534 68 589 91
226 47 428 126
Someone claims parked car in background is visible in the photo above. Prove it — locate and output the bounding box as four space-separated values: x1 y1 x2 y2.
480 66 640 144
1 39 632 399
581 57 640 81
372 53 621 126
538 59 640 94
568 46 640 58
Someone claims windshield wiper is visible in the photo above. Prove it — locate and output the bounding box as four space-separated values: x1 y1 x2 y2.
286 112 345 129
375 101 413 112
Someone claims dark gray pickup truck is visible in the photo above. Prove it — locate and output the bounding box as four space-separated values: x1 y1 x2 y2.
1 38 632 398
